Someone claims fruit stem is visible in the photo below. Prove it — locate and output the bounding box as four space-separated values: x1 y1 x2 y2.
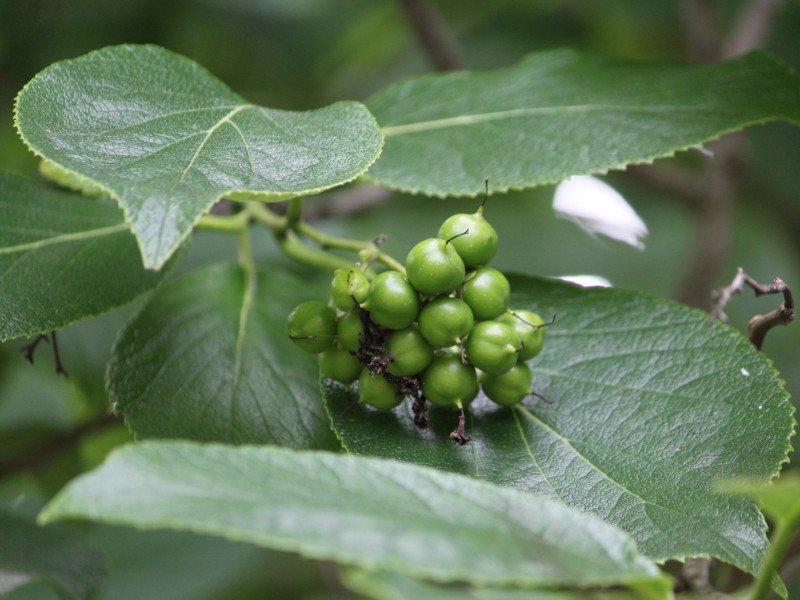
236 217 255 275
477 176 489 215
445 229 470 245
196 210 250 233
221 201 407 274
277 230 357 271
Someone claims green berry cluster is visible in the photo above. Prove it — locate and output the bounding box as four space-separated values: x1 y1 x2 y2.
286 181 553 444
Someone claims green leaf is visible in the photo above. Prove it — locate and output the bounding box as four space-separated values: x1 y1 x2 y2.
718 474 800 600
366 49 800 196
342 569 670 600
40 441 663 590
325 274 795 581
720 474 800 529
107 262 337 449
0 170 177 341
14 44 384 269
0 511 104 600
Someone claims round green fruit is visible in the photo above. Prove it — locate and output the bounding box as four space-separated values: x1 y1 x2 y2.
462 267 511 320
337 309 366 352
481 362 532 407
365 271 420 330
421 354 478 408
330 268 370 311
418 297 473 348
405 238 465 296
286 301 336 354
358 370 403 410
385 326 433 377
319 348 364 385
438 211 498 267
499 310 546 361
464 320 521 375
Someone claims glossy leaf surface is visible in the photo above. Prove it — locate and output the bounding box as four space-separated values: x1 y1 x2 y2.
40 441 663 589
325 274 795 581
366 49 800 195
15 44 383 269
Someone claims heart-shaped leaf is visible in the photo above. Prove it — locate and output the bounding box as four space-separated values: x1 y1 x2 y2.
325 275 795 584
40 441 665 590
0 170 177 341
366 49 800 196
15 44 384 269
107 262 338 449
0 511 104 600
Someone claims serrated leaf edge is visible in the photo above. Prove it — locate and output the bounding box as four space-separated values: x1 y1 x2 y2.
13 44 385 270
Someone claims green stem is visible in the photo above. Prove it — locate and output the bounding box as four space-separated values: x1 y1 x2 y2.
277 230 357 271
227 200 406 275
749 520 796 600
196 211 249 233
236 222 255 276
286 197 304 228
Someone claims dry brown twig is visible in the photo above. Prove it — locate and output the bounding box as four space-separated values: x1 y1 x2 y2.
709 267 794 350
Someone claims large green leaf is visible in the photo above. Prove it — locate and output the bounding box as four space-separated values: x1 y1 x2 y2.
0 170 176 341
342 569 669 600
0 511 104 600
366 49 800 196
325 275 795 583
107 262 337 449
40 441 664 590
14 44 384 269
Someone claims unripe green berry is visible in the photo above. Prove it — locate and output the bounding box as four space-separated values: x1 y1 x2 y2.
422 354 478 408
499 310 546 361
438 212 498 267
330 268 370 311
286 301 336 354
385 326 433 377
319 348 363 385
462 267 511 320
464 320 521 375
481 362 533 407
337 309 366 352
365 271 419 330
405 238 465 296
418 297 473 348
358 370 403 410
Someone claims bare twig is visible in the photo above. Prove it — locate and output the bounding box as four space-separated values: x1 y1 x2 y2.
398 0 463 71
722 0 784 59
680 557 724 597
303 185 394 222
709 267 794 349
681 0 721 60
19 331 68 377
0 412 122 477
626 163 707 210
674 135 746 309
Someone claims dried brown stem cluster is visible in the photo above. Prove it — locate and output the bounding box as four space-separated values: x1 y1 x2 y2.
710 267 794 350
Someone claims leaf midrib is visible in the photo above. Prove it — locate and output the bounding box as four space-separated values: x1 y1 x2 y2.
381 104 718 136
0 223 129 255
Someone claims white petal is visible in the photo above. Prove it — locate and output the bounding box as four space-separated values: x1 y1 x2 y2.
553 176 648 249
555 274 613 288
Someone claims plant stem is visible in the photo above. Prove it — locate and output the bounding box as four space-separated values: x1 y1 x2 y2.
750 521 796 600
277 230 357 271
196 211 250 233
236 218 255 275
208 200 406 275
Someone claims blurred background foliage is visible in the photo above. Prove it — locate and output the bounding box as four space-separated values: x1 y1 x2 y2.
1 1 798 598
